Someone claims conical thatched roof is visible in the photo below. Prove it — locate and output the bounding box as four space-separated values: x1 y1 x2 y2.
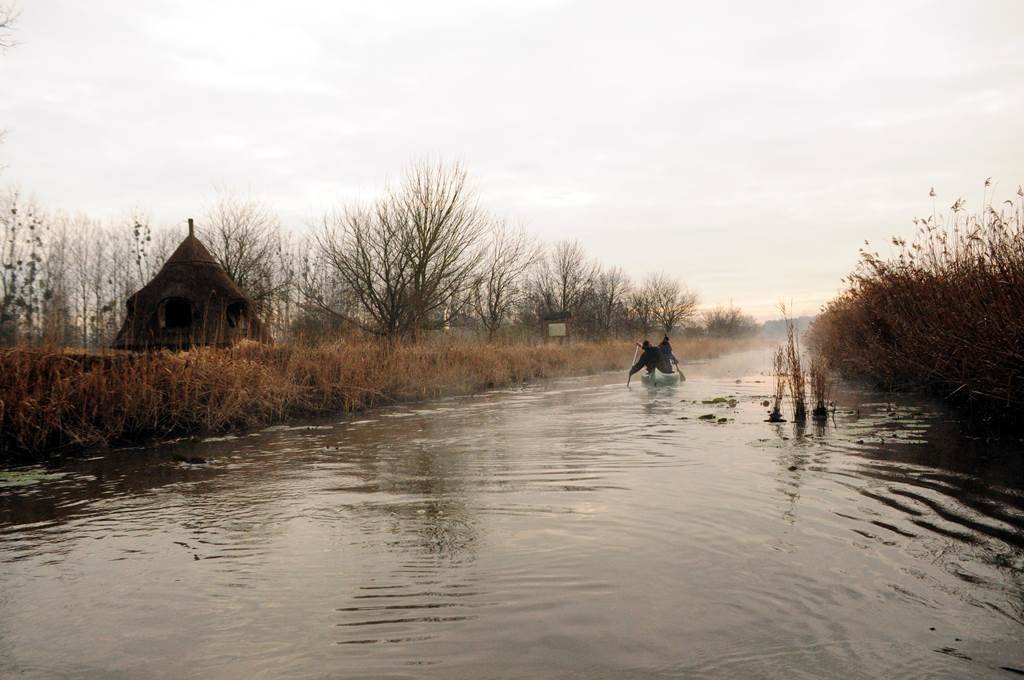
112 219 272 350
164 231 220 266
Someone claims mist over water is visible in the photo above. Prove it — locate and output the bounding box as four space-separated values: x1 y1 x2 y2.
1 349 1022 678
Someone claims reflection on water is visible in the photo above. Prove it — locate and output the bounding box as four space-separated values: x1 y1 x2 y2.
1 349 1023 678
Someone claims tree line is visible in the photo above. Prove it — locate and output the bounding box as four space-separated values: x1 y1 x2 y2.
0 162 760 346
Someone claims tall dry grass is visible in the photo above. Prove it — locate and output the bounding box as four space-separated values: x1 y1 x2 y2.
768 347 786 422
809 356 832 420
782 312 808 423
0 335 752 461
811 184 1024 417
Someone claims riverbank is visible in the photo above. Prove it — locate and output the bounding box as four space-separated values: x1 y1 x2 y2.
0 336 755 463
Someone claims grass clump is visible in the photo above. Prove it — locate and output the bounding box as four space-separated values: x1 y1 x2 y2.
768 347 787 422
809 356 832 420
782 309 807 423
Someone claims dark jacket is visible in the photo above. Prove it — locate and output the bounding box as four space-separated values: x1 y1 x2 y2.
658 340 678 373
629 345 662 376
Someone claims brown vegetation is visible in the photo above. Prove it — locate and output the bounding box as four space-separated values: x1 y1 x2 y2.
783 311 807 423
768 347 786 422
765 310 817 423
811 182 1024 418
0 336 751 462
809 356 832 420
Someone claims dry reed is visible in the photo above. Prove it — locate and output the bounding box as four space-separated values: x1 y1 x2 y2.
809 356 832 420
768 347 786 422
782 310 807 423
810 184 1024 420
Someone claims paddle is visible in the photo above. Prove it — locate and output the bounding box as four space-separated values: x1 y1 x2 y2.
626 343 640 386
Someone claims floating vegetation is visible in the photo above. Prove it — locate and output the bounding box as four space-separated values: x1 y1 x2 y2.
0 468 67 488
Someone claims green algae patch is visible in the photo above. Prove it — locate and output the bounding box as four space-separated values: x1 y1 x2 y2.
0 468 67 488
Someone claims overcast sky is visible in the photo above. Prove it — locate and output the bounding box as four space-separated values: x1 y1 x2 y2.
1 0 1021 318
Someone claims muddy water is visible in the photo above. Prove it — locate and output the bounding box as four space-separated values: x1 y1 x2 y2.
1 349 1023 679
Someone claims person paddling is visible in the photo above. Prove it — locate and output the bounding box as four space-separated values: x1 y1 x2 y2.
658 335 684 379
628 340 662 383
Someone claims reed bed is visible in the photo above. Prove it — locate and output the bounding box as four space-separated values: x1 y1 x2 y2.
0 336 750 461
810 187 1024 419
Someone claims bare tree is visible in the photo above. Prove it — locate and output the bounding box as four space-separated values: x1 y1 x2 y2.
0 5 19 156
626 286 655 337
311 162 487 341
591 266 631 337
296 231 358 337
0 188 46 344
202 193 286 314
531 240 596 317
472 221 539 341
648 273 698 334
313 203 408 338
399 162 487 333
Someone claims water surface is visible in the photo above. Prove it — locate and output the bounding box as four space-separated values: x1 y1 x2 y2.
2 349 1023 678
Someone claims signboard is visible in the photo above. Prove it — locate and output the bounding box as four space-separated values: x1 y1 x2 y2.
547 322 567 337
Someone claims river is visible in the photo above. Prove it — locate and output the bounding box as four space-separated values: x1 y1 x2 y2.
1 349 1022 678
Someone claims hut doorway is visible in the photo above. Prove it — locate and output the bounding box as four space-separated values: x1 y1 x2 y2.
161 298 192 330
226 301 248 329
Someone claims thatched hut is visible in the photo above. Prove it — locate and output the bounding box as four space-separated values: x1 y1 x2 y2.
112 219 271 350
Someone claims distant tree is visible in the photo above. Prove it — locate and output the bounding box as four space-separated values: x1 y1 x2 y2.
530 240 597 318
591 266 631 337
296 235 357 339
0 5 19 154
202 193 287 312
472 222 539 341
647 273 698 334
702 305 759 338
626 285 655 336
0 189 45 344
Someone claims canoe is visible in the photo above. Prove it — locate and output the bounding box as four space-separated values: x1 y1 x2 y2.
640 368 683 386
